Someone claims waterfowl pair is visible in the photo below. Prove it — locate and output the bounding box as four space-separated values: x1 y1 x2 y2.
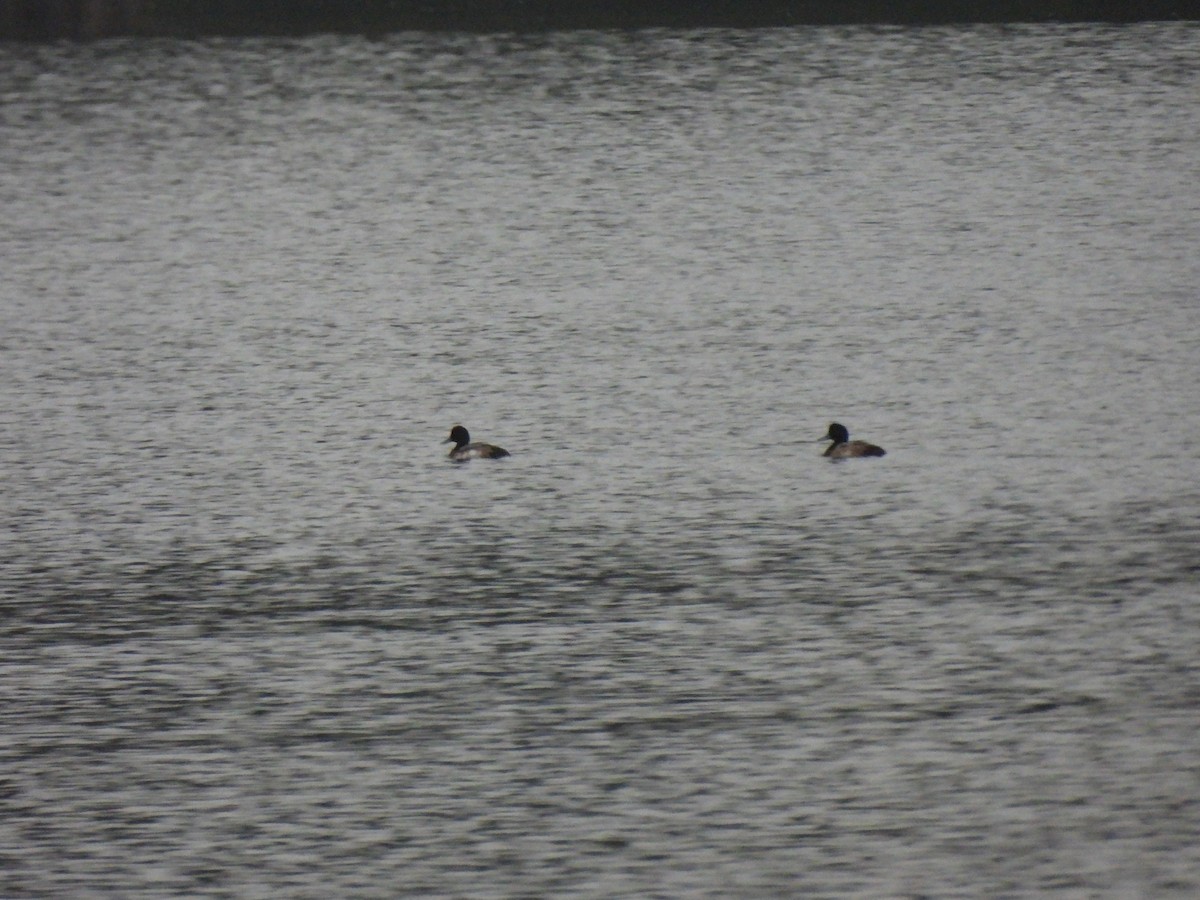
820 423 886 459
444 425 509 461
444 423 883 461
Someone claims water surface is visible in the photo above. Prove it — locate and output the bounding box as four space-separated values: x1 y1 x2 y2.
2 23 1199 897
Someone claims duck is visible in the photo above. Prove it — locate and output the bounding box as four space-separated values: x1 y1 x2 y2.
444 425 510 461
820 422 885 459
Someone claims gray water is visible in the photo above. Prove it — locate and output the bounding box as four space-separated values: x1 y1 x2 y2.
2 23 1199 897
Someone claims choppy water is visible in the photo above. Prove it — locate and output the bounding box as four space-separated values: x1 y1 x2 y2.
2 23 1199 897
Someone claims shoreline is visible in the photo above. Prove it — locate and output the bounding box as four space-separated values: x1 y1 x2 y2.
2 1 1198 42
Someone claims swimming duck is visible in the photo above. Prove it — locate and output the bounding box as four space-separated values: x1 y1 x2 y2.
444 425 510 461
820 422 885 459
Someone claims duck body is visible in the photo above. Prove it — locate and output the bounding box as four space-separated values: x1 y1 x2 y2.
821 422 885 459
445 425 509 461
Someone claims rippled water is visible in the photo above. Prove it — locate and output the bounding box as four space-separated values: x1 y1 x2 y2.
2 23 1199 897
